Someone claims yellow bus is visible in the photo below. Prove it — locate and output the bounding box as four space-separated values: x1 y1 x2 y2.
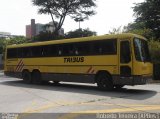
4 33 153 90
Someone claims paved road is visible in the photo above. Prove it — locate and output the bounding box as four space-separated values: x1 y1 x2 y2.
0 71 160 119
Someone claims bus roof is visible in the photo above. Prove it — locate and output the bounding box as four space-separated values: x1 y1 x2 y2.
7 33 146 48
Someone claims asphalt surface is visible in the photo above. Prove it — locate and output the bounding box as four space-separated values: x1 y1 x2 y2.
0 71 160 119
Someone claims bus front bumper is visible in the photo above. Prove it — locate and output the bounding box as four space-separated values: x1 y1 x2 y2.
113 75 152 86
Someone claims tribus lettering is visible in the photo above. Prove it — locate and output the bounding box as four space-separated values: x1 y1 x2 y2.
64 57 84 63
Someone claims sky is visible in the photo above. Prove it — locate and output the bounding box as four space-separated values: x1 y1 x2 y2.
0 0 144 36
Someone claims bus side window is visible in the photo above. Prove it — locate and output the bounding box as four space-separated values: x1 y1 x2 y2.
75 50 79 55
76 42 91 56
7 48 18 59
69 44 74 56
74 46 79 55
42 45 58 57
43 45 50 57
120 41 131 63
22 47 31 58
92 42 102 54
104 40 117 54
62 44 74 56
50 45 58 56
17 48 23 58
59 50 62 55
31 46 43 57
58 45 62 56
73 43 79 56
92 39 117 55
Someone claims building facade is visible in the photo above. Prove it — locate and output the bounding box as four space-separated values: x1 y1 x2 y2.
26 19 64 39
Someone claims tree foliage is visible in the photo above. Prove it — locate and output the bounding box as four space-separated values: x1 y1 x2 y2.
133 0 160 40
32 0 96 35
33 31 65 42
0 39 6 54
65 28 96 38
108 26 124 35
149 40 160 63
7 36 27 45
123 22 154 39
0 36 27 54
33 29 96 41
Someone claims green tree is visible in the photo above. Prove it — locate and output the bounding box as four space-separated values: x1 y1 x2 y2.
65 28 96 38
108 26 124 34
123 22 154 39
0 36 27 54
32 0 96 35
0 39 6 54
33 31 65 42
133 0 160 40
149 40 160 63
7 36 27 45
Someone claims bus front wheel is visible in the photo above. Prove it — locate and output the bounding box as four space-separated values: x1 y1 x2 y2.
96 73 113 91
22 70 32 84
32 71 42 84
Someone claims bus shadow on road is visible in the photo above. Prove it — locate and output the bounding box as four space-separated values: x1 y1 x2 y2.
1 80 157 100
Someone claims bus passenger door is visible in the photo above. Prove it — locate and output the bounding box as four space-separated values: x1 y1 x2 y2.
119 40 132 81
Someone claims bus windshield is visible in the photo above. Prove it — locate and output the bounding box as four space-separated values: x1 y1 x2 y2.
134 38 151 62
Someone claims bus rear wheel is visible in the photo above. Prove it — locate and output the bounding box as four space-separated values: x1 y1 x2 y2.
96 73 113 91
22 70 32 84
53 81 60 85
114 85 124 89
32 71 42 84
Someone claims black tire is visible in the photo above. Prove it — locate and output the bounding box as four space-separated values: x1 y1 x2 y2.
22 70 32 84
96 73 113 91
32 71 42 84
42 80 49 85
114 85 124 89
53 81 60 85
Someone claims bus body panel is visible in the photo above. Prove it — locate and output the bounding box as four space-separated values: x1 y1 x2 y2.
133 62 153 76
5 55 119 83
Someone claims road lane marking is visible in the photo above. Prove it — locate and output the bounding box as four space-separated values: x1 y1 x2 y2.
22 99 160 113
19 100 160 119
21 98 160 119
18 102 59 119
22 101 112 113
23 102 58 113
